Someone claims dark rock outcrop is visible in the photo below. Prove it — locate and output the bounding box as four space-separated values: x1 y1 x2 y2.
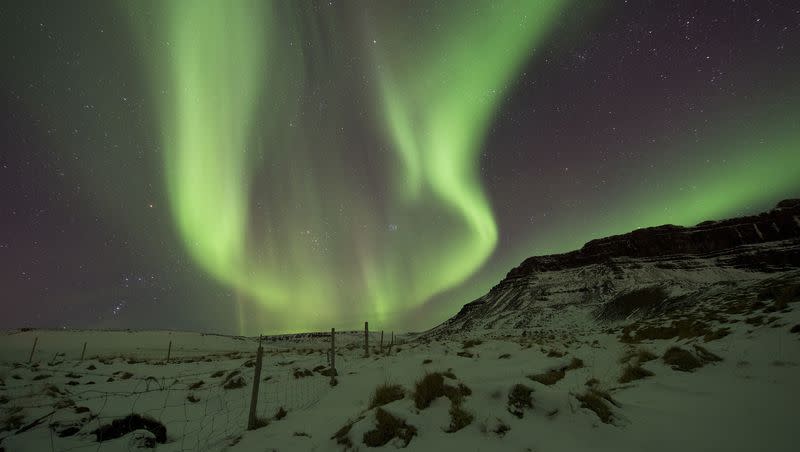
506 199 800 278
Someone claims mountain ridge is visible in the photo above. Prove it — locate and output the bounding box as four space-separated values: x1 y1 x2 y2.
428 199 800 337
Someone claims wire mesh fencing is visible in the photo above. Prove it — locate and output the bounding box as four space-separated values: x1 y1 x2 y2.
0 336 351 451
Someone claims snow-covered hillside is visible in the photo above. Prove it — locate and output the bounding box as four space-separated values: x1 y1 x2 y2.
1 280 799 451
1 201 799 451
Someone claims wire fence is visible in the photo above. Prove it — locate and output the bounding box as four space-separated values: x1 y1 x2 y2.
0 337 355 451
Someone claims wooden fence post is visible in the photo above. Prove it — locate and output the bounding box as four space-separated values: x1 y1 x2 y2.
28 337 38 364
330 328 336 386
364 321 369 358
165 340 172 364
247 336 265 430
80 342 87 361
380 331 384 355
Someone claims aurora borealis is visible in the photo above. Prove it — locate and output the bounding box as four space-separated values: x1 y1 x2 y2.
2 1 799 334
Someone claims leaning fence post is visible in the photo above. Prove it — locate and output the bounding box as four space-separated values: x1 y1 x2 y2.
247 335 265 430
80 342 87 361
330 328 336 386
28 337 38 363
380 331 384 355
364 321 369 358
165 340 172 364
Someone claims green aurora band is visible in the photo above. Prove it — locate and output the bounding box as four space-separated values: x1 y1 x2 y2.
125 1 799 334
132 0 568 333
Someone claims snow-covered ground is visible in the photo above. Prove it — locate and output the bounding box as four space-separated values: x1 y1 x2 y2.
1 294 798 451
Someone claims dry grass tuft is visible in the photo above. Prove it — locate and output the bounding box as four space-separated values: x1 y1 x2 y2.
498 353 511 359
1 407 25 433
492 420 511 436
250 416 269 430
662 346 702 372
462 339 482 349
445 404 473 433
412 372 470 409
442 383 471 405
413 373 445 409
442 369 457 379
618 364 654 383
507 383 534 418
693 345 722 363
575 389 614 424
188 380 204 390
566 357 584 370
331 417 361 448
222 370 247 389
790 324 800 334
528 368 565 386
362 408 417 448
275 407 287 420
369 383 405 409
186 394 200 403
422 359 432 364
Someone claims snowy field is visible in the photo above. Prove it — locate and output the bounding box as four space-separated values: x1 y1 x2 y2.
1 293 799 452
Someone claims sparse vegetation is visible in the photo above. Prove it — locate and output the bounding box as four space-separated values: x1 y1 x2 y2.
187 393 200 403
790 324 800 334
663 346 702 372
189 380 204 390
596 286 668 320
621 319 730 343
507 383 533 418
369 383 404 409
498 353 511 359
422 359 432 364
362 408 417 448
275 407 287 420
618 364 655 383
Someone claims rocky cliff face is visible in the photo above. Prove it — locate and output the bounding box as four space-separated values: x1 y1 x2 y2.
428 199 800 337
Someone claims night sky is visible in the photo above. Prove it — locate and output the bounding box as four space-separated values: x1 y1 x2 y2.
2 1 799 335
